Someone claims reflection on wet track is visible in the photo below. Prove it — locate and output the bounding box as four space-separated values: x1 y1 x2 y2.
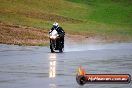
49 53 57 78
0 43 132 88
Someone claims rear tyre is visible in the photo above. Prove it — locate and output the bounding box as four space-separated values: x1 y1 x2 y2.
58 41 64 53
59 49 62 53
59 48 64 53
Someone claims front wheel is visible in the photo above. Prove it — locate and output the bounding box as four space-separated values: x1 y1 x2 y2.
51 48 55 53
50 43 55 53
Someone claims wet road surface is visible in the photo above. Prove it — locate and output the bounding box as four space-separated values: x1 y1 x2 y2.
0 43 132 88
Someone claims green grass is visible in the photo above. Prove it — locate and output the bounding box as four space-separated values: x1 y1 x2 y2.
88 1 132 25
62 22 132 36
67 0 132 25
0 0 132 41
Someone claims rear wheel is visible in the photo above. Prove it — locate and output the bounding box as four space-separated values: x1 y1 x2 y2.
58 40 64 53
59 48 64 53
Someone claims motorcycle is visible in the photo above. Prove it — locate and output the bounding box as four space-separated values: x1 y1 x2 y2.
49 29 64 53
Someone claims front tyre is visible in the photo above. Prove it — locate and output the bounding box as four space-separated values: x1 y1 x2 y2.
51 48 55 53
50 43 55 53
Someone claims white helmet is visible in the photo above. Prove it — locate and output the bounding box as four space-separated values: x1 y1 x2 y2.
53 22 59 29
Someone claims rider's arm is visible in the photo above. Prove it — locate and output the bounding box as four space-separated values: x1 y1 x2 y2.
49 27 54 34
60 27 65 35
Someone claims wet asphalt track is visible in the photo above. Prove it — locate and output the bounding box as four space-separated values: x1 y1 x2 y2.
0 43 132 88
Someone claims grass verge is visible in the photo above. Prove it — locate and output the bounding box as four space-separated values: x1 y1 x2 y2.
0 22 49 46
0 0 132 45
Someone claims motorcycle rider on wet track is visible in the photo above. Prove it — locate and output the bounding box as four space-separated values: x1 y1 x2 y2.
49 22 65 48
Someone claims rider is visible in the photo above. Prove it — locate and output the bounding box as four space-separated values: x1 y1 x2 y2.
49 22 65 47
